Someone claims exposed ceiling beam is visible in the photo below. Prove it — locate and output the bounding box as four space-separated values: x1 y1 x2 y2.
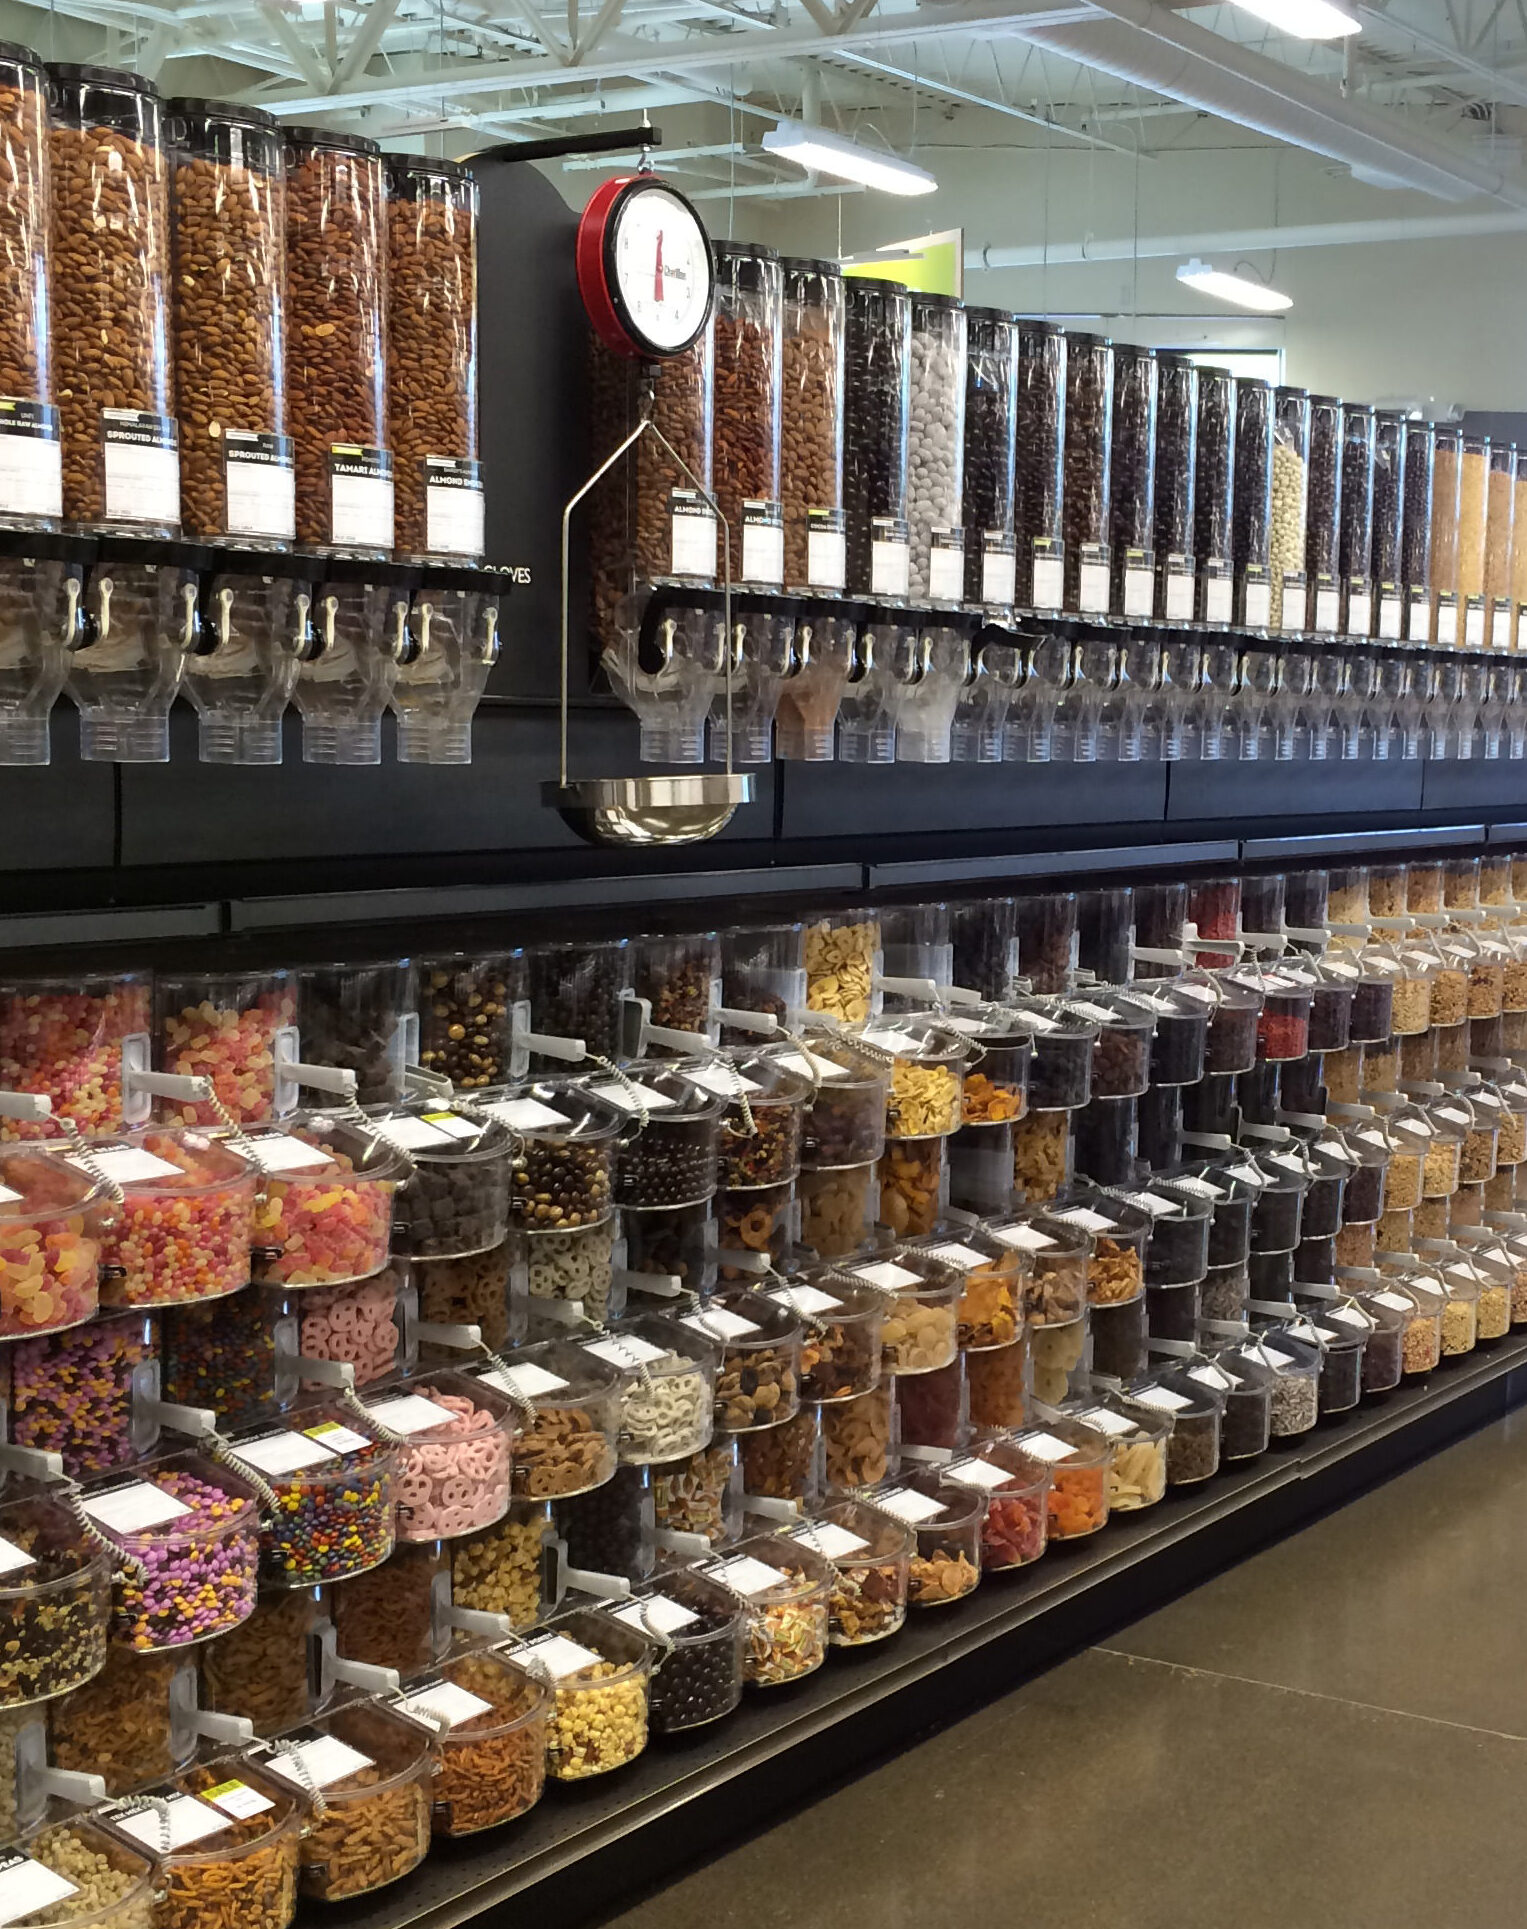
333 0 403 86
1355 3 1527 109
1007 0 1527 204
832 45 1152 154
241 0 1096 112
967 203 1527 268
255 0 332 92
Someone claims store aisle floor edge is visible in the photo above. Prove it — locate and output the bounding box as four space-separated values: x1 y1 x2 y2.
592 1413 1527 1929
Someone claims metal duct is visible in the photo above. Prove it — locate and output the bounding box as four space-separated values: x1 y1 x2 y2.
1012 0 1527 208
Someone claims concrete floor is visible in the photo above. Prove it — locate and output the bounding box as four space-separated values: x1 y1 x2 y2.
595 1410 1527 1929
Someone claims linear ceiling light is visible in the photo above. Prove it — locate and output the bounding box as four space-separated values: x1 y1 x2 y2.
1227 0 1360 38
1176 258 1293 311
761 119 937 195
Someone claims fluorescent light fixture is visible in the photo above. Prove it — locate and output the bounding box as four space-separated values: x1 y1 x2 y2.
1228 0 1359 38
761 120 937 196
1176 259 1293 312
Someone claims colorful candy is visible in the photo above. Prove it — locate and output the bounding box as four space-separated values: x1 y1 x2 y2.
98 1132 257 1310
162 1292 281 1430
156 975 296 1127
88 1463 260 1649
0 1150 105 1338
252 1142 395 1287
231 1417 395 1586
0 976 152 1140
9 1313 155 1477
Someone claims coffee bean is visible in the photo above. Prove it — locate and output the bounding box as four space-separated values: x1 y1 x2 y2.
781 258 844 589
1109 343 1157 608
961 308 1017 604
843 278 910 596
284 129 388 551
906 294 965 603
1153 352 1197 577
1062 332 1112 607
1194 366 1234 572
387 159 478 561
169 101 286 542
1401 417 1434 592
1340 403 1375 588
48 65 173 527
0 62 50 431
1016 321 1065 603
712 241 781 586
1305 393 1343 581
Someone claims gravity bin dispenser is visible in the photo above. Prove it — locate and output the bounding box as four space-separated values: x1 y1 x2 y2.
0 534 508 766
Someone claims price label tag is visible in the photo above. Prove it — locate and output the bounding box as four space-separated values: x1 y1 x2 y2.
1244 576 1272 628
769 1284 842 1317
305 1421 372 1454
1206 572 1233 625
1055 1207 1115 1235
0 1536 35 1578
926 1242 989 1271
589 1082 675 1112
1031 542 1064 610
484 1098 571 1132
942 1456 1015 1490
114 1796 232 1853
1377 594 1402 640
990 1224 1055 1253
244 1133 333 1175
515 1633 602 1680
852 1261 923 1292
1346 589 1371 638
363 1393 461 1435
1075 1406 1137 1439
82 1480 193 1535
0 1856 76 1927
1374 1290 1415 1312
1314 585 1340 633
68 1146 182 1186
369 1113 460 1151
230 1428 340 1476
1125 1190 1185 1218
1255 1344 1294 1368
683 1308 761 1341
870 1487 947 1524
685 1065 761 1100
202 1780 274 1821
488 1362 570 1400
585 1334 668 1369
1191 1364 1239 1391
1130 1384 1193 1412
1123 564 1154 619
1079 547 1110 614
710 1554 787 1598
613 1594 700 1636
265 1736 374 1791
1013 1432 1077 1464
792 1521 869 1559
401 1681 496 1729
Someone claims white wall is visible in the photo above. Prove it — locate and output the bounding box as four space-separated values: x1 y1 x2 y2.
728 117 1527 413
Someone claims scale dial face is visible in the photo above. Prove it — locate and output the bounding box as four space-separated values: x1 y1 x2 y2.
578 175 714 360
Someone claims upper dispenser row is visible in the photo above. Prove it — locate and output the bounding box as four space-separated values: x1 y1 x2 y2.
589 248 1520 653
0 52 479 562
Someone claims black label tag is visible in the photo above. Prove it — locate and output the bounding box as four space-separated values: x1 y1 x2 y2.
329 444 392 481
0 399 58 439
425 456 481 490
103 408 177 450
225 430 293 469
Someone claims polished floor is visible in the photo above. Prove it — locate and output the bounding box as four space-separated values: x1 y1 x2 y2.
596 1411 1527 1929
